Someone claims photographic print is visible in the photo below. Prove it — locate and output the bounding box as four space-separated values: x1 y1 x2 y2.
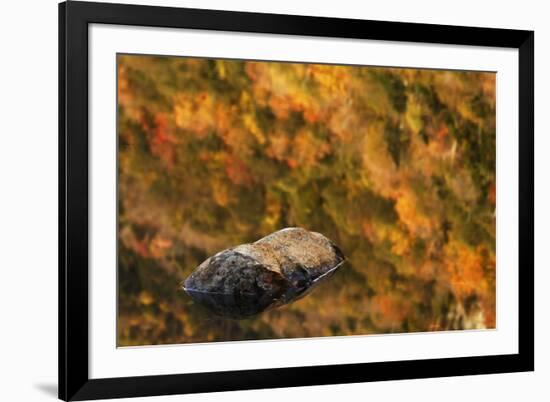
116 54 496 347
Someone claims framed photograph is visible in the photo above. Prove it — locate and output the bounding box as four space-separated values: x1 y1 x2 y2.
59 1 534 400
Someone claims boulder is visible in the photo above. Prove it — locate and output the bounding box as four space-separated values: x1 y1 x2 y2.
183 227 345 318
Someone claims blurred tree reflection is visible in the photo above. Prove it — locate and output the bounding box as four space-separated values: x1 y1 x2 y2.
117 55 496 346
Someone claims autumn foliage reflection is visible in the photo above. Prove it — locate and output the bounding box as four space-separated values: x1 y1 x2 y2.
117 54 496 346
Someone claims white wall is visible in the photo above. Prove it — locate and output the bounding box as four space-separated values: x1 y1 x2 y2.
0 0 546 401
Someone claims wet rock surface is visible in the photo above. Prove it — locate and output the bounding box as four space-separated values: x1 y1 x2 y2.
183 228 345 319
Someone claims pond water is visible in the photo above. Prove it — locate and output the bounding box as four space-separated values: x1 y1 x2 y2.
116 54 496 346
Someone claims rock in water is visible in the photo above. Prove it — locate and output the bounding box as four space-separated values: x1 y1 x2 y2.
183 227 345 318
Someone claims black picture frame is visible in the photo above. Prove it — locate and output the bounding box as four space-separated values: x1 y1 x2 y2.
59 1 534 400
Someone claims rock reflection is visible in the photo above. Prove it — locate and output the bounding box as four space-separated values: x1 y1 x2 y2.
184 261 344 319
